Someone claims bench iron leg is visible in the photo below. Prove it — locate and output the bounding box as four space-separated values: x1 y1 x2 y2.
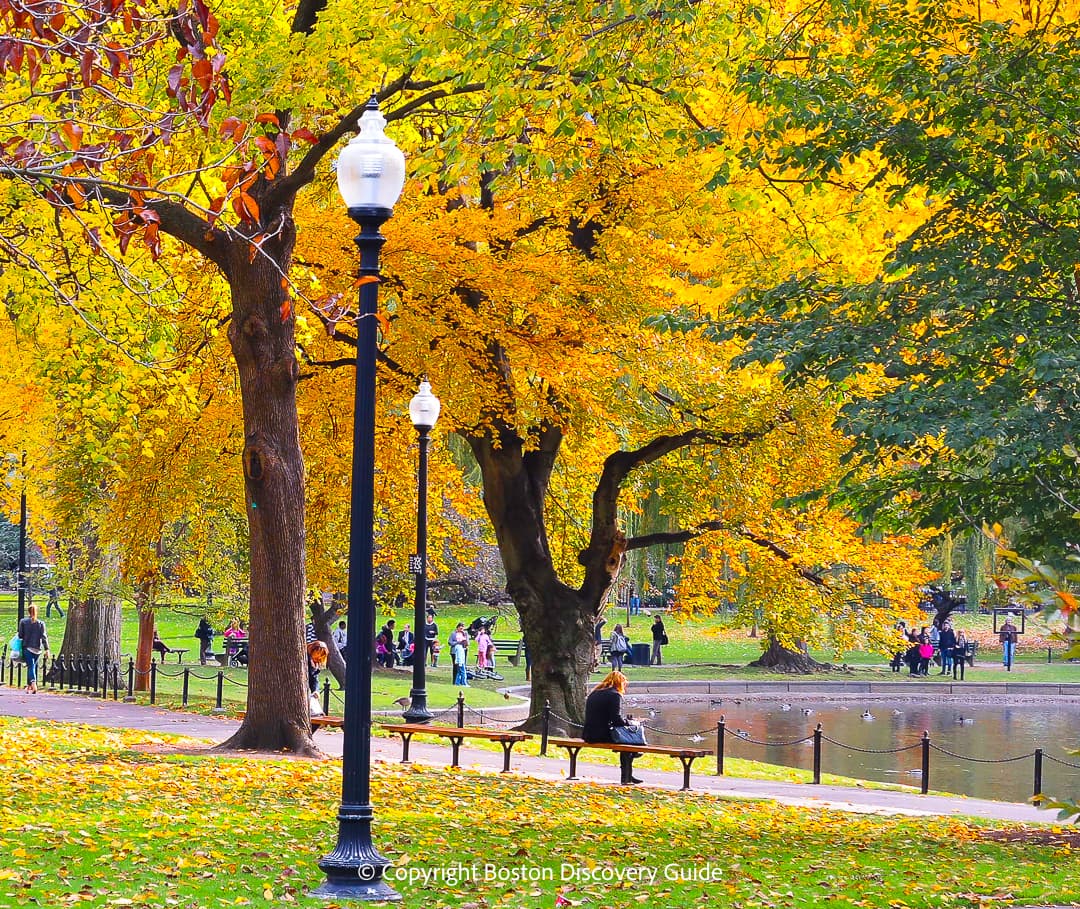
500 741 514 773
567 747 580 780
679 756 695 791
450 736 463 768
400 732 413 764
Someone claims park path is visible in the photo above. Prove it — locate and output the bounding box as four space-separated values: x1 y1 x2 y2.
0 685 1054 825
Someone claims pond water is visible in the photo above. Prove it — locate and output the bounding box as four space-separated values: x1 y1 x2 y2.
638 697 1080 802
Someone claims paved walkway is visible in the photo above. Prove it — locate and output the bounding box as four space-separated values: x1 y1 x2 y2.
0 686 1054 824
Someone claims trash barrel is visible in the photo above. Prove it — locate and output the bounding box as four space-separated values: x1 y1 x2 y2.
630 643 651 666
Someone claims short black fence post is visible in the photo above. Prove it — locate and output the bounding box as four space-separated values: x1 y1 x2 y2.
214 671 224 711
456 691 465 728
1034 748 1044 799
920 731 930 795
92 655 99 692
7 655 13 687
76 655 83 691
112 662 119 700
101 659 108 699
125 659 135 701
540 700 551 756
1048 647 1053 664
182 668 190 706
16 660 23 689
322 677 331 715
716 716 725 776
149 660 157 705
813 724 823 785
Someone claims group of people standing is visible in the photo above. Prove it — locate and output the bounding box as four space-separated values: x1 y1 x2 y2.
893 620 968 679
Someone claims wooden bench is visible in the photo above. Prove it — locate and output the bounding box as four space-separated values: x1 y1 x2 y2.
237 712 343 734
380 723 530 772
548 737 711 791
491 639 523 666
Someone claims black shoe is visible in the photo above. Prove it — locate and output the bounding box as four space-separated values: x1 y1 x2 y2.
626 776 643 784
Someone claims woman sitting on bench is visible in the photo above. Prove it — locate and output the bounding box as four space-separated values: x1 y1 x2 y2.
583 670 642 785
152 631 172 660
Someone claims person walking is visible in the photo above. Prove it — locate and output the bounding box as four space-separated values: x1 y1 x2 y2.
46 587 64 619
583 670 642 785
608 624 629 672
650 615 667 666
194 618 214 665
1000 616 1019 668
17 603 48 694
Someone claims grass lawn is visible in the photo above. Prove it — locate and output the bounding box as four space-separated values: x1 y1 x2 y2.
2 716 1079 908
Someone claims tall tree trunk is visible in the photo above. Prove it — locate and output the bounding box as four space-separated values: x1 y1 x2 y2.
215 233 318 756
468 428 602 733
54 528 122 667
749 635 826 673
134 581 154 693
56 595 122 664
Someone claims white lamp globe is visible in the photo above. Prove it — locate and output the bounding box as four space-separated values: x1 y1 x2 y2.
336 96 406 211
409 380 441 430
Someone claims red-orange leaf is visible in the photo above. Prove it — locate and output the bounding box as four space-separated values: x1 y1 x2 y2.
61 121 83 151
255 113 280 127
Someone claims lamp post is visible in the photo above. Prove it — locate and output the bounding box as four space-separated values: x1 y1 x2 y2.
16 452 27 623
403 380 440 723
314 95 405 903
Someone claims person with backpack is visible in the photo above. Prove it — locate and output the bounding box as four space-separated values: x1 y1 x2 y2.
194 618 214 665
609 624 629 671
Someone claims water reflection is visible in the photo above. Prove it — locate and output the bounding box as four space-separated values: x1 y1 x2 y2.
640 698 1080 802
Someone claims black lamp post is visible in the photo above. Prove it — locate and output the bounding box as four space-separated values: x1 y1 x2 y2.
16 452 27 623
313 95 404 903
403 380 440 723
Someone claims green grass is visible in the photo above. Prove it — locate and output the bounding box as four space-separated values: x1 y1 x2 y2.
2 716 1078 909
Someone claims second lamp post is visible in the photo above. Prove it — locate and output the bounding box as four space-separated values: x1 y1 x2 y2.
403 380 440 722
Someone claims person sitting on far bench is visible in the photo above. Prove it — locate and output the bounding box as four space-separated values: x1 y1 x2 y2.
152 631 174 660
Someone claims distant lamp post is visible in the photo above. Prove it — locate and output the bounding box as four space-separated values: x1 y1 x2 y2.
314 95 405 903
403 380 440 723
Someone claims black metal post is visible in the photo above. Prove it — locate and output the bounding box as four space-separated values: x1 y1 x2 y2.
1034 748 1043 799
112 662 119 700
215 670 224 710
314 173 400 901
126 658 134 701
16 468 26 624
92 655 99 692
403 416 434 723
182 668 190 706
323 677 331 715
456 690 465 728
16 661 22 688
716 717 725 775
149 660 156 704
920 731 930 795
76 655 83 691
540 700 551 756
813 724 822 784
1048 646 1053 664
